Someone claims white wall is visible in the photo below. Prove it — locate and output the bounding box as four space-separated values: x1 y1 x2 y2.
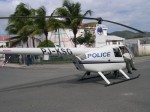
48 29 85 48
0 42 6 59
138 40 150 56
0 42 6 47
138 44 150 55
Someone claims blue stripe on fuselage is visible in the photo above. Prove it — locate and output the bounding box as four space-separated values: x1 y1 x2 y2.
78 61 125 64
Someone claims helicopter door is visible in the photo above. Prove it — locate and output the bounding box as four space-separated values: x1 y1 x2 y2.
119 46 132 59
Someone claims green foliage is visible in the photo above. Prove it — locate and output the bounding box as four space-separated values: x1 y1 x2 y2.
5 1 93 48
38 40 55 47
54 0 92 47
29 6 66 47
80 22 97 28
5 3 33 47
47 18 66 32
0 45 3 48
73 29 95 46
6 3 31 34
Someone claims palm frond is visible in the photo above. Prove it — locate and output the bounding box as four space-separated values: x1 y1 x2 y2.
82 10 93 17
48 19 66 31
30 29 43 36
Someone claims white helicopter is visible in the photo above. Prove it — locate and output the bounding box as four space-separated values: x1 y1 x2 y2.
0 16 144 85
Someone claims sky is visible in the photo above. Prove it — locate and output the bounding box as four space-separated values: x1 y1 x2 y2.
0 0 150 35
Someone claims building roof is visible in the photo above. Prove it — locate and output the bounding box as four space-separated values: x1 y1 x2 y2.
125 37 150 44
106 35 125 41
0 36 20 42
0 36 12 41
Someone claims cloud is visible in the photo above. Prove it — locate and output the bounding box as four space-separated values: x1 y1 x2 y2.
0 0 150 35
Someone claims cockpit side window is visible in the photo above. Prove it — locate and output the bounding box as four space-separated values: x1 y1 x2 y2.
119 46 129 54
113 48 122 57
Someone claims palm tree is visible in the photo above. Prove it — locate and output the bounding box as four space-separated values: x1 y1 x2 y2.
47 18 66 47
16 8 37 47
54 0 92 47
29 6 66 47
5 3 32 47
28 6 50 47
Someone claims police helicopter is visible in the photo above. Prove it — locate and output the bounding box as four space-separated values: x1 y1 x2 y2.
0 16 144 85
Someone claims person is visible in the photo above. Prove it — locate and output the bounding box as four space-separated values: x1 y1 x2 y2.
120 46 137 74
19 55 22 64
123 54 137 74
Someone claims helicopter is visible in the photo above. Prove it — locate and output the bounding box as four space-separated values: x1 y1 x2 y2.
0 16 144 85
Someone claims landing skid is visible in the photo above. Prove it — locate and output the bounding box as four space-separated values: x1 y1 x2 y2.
79 69 140 86
105 74 140 86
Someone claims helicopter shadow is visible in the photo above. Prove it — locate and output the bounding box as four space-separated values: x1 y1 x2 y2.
0 71 138 92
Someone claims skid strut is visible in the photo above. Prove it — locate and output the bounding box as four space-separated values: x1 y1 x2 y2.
98 72 111 84
80 71 91 80
119 69 130 79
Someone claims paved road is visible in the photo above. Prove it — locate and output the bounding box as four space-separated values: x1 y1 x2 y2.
0 56 150 112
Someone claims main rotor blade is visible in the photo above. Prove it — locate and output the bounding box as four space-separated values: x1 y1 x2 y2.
0 16 97 20
0 16 58 19
102 19 144 33
0 16 144 33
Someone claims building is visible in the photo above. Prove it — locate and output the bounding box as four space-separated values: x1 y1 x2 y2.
0 36 12 60
125 37 150 56
47 24 125 48
48 28 85 48
0 36 12 47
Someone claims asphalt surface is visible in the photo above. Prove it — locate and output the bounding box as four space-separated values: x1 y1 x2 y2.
0 56 150 112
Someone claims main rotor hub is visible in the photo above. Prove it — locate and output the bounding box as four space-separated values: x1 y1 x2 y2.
97 17 103 24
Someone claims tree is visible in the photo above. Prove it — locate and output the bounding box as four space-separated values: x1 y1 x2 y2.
28 6 56 47
38 40 55 47
54 0 92 47
5 3 32 47
47 18 66 47
6 3 67 48
17 8 37 47
29 6 67 47
73 29 95 47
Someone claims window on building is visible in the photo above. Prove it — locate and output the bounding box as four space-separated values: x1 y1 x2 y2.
112 41 117 44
